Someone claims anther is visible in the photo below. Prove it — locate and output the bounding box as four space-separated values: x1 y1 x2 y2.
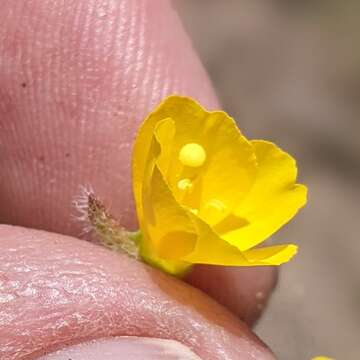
179 143 206 167
177 178 193 191
206 199 226 212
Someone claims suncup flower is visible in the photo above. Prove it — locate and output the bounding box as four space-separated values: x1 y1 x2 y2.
132 95 307 276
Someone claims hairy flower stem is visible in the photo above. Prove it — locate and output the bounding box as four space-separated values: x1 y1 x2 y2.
81 190 139 259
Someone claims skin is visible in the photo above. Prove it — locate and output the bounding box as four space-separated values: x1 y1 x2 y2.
0 0 277 358
0 225 274 359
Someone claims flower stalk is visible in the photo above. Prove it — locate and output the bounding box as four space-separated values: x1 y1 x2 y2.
86 191 139 259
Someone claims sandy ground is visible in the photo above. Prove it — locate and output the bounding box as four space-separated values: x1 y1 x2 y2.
176 1 360 359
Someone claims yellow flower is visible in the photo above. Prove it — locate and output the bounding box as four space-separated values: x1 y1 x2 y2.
132 95 307 275
311 357 335 360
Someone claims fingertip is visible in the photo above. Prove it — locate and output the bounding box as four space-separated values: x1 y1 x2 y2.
0 225 275 360
0 0 217 234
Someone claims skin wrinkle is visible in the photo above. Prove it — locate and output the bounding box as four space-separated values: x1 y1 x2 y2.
0 0 276 329
0 225 274 360
0 0 216 234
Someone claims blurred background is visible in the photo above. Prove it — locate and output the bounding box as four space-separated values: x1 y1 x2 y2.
175 1 359 359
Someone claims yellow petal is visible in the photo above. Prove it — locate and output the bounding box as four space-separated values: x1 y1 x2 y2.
183 214 257 266
143 165 194 244
153 117 176 175
222 140 307 251
243 244 298 265
142 165 195 273
184 213 297 266
132 107 172 226
138 133 194 274
311 357 335 360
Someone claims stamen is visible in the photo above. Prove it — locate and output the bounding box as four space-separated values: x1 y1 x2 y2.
179 143 206 167
206 199 226 212
202 199 227 224
177 178 193 191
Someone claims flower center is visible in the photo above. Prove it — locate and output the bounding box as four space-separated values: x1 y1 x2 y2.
178 143 206 167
